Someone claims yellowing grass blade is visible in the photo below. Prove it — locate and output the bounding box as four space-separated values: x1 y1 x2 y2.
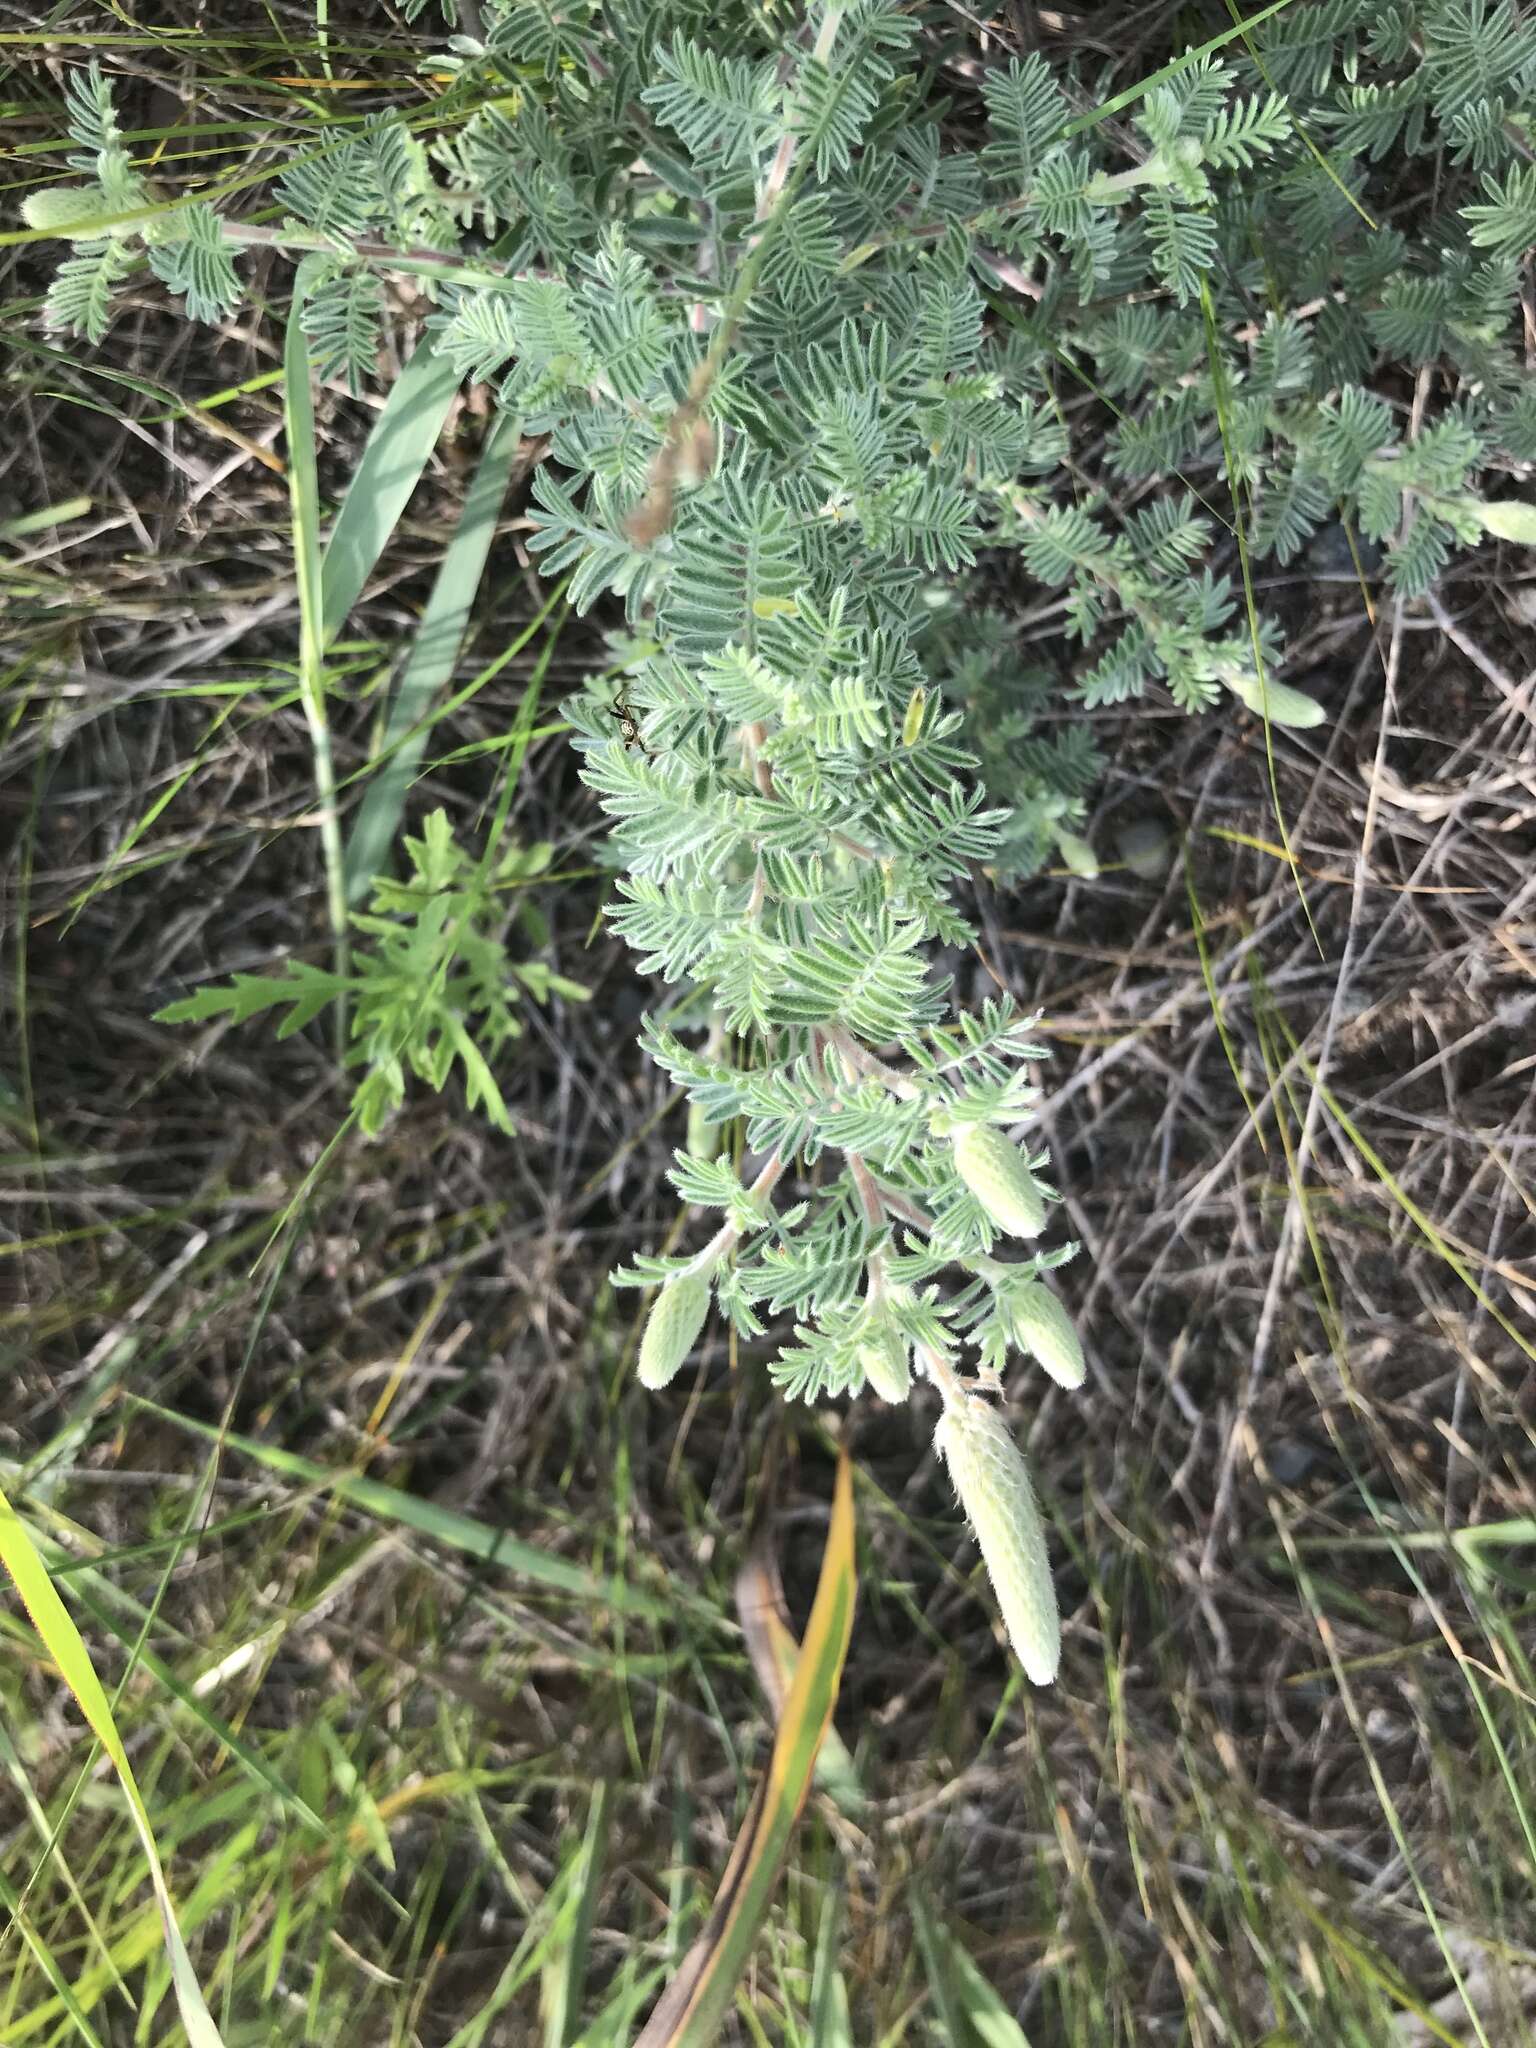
636 1450 857 2048
0 1482 225 2048
735 1540 864 1817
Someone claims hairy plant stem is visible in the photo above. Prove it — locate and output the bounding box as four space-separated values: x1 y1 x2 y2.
682 1150 787 1276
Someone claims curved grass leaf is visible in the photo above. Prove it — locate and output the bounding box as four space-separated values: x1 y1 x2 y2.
320 333 464 643
343 409 525 904
125 1395 674 1619
636 1449 856 2048
0 1482 225 2048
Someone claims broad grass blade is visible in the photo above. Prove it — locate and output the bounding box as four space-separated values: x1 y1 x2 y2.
912 1880 1035 2047
636 1450 857 2048
343 408 525 903
320 334 463 643
0 1483 226 2048
735 1540 864 1816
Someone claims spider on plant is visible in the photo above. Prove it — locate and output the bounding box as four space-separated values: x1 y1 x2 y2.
608 685 655 758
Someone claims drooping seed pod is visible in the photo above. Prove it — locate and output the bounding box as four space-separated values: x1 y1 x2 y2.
637 1270 712 1390
934 1397 1060 1686
1005 1282 1085 1390
1478 499 1536 545
951 1123 1047 1240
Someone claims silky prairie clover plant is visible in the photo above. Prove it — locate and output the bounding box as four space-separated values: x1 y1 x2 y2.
29 24 1363 1685
586 602 1088 1683
617 982 1081 1686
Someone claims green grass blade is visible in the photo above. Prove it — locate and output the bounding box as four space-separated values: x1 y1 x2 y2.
807 1885 854 2048
911 1882 970 2044
343 409 524 904
125 1395 672 1619
283 265 349 1028
1061 0 1296 138
0 496 92 540
573 1965 671 2045
0 1482 226 2048
23 1555 330 1835
319 334 463 644
913 1880 1035 2046
330 584 567 805
541 1779 613 2047
0 1859 109 2048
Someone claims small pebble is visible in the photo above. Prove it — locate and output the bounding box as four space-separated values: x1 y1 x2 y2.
1117 816 1174 880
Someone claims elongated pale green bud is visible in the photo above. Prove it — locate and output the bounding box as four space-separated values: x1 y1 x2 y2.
935 1398 1060 1685
1222 671 1325 730
684 1094 723 1164
21 188 114 239
951 1124 1046 1239
1005 1282 1085 1389
637 1270 711 1390
858 1331 911 1404
1476 498 1536 545
1055 829 1098 879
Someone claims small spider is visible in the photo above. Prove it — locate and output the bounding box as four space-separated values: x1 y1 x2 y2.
608 686 655 758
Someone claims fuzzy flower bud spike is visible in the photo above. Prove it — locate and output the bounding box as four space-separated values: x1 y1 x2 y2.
637 1269 713 1390
859 1327 913 1404
1005 1282 1086 1390
935 1396 1060 1685
951 1124 1047 1240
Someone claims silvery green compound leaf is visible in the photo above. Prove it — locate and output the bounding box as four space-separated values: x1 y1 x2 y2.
638 1270 713 1389
1004 1281 1085 1389
950 1123 1048 1239
935 1397 1060 1685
